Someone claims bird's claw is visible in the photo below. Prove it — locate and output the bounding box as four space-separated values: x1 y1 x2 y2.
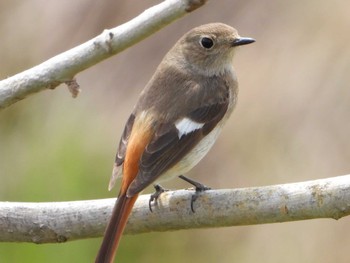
149 184 169 212
178 175 211 212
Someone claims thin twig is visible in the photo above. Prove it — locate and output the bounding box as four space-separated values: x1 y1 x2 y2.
0 0 207 109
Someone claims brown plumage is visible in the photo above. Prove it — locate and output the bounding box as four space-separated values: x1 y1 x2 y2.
96 23 254 262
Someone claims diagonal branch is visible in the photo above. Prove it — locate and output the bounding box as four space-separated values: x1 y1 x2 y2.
0 0 207 110
0 174 349 244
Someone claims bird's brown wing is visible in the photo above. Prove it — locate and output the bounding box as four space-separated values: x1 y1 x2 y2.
108 114 135 190
126 101 228 197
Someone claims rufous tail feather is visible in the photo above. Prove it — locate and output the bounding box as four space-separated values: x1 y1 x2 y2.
95 193 138 263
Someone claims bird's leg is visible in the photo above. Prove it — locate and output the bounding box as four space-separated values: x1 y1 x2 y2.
149 184 169 212
178 175 211 213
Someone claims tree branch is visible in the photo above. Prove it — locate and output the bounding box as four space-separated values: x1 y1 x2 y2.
1 174 349 244
0 0 207 110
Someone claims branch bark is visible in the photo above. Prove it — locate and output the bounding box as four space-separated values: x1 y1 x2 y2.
1 174 349 244
0 0 207 110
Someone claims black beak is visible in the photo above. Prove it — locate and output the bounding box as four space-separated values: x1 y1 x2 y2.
232 37 255 46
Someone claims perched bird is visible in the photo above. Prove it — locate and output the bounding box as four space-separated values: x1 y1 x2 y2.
96 23 254 263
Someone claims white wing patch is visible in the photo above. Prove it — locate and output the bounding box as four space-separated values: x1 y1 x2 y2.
175 117 204 139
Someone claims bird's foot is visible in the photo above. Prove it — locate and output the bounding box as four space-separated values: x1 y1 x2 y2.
149 184 169 212
178 175 211 213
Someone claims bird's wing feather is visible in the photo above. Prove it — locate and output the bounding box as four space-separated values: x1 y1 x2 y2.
126 100 229 196
109 114 135 190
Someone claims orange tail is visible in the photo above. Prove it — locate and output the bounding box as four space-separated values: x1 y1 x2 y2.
95 193 138 263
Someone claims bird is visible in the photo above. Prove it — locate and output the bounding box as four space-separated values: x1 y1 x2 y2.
95 22 255 263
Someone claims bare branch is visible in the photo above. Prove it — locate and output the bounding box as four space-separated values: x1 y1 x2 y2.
0 0 207 110
1 174 349 244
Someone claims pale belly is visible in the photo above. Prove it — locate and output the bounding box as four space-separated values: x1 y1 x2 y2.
159 124 224 181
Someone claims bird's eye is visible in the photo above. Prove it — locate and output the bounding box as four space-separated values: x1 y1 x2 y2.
200 37 214 49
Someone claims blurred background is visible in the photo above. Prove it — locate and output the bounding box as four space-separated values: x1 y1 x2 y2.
1 0 350 262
